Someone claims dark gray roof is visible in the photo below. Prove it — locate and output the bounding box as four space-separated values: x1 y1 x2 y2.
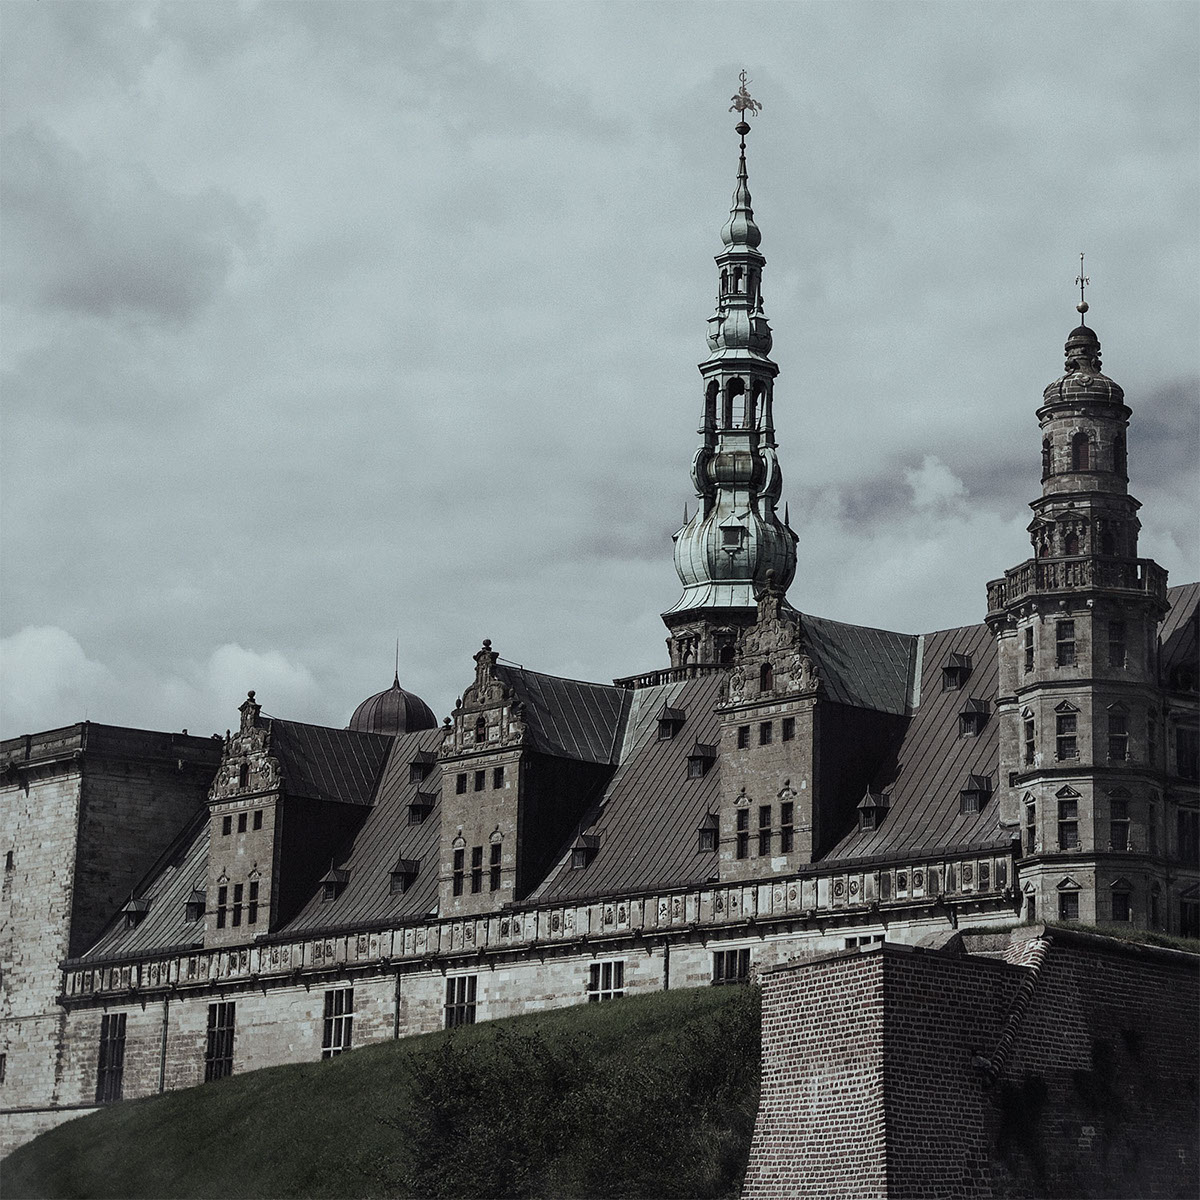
532 670 726 902
80 813 209 962
826 621 1006 863
347 675 438 736
268 718 392 805
801 613 918 716
1161 582 1199 685
494 665 631 766
280 727 447 934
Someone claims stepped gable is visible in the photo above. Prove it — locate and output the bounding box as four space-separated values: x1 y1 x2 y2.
1161 582 1199 685
492 664 631 765
80 813 210 962
800 612 919 715
268 718 392 805
281 727 445 934
533 670 726 901
826 621 1006 862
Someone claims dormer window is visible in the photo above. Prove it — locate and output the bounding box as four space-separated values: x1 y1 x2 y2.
697 813 719 853
570 835 599 870
185 889 206 922
858 790 889 832
941 653 972 690
121 897 150 930
320 868 350 902
390 859 420 895
408 751 435 783
687 741 717 779
657 706 686 740
721 524 745 549
408 791 436 825
958 698 990 737
960 775 993 814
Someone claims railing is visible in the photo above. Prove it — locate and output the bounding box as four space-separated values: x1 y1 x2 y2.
987 557 1168 613
613 663 729 690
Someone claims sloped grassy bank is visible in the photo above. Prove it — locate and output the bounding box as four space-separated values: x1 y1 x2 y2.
4 983 760 1200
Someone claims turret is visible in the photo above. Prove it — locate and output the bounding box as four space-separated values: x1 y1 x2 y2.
663 76 798 668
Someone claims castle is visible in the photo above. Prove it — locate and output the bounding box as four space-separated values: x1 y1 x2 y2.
2 93 1197 1155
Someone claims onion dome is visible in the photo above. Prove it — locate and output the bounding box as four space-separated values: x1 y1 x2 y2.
347 673 437 736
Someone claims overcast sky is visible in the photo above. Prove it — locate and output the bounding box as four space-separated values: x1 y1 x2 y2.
2 0 1197 738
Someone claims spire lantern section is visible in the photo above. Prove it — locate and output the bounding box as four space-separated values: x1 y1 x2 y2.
663 81 797 669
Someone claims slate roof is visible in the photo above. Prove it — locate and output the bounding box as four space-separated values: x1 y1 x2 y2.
533 670 726 902
280 727 447 935
825 621 1007 863
268 718 392 805
801 613 918 715
493 665 631 765
82 812 210 961
1161 582 1199 684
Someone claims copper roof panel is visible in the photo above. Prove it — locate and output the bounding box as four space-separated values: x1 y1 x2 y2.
801 613 918 715
268 718 392 805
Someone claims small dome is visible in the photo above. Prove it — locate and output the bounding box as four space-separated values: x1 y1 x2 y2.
347 674 437 736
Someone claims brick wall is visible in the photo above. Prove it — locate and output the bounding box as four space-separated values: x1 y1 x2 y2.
744 929 1199 1199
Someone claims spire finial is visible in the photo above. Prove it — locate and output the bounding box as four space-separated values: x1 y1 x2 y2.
1075 252 1090 321
730 69 762 151
394 637 400 688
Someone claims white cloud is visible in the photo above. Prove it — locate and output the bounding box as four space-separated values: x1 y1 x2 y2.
905 455 968 512
0 626 119 732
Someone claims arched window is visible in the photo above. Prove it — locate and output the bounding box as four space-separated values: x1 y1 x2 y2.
238 762 249 789
1100 527 1115 556
474 715 487 745
719 644 736 665
1071 431 1090 471
751 383 765 429
1113 432 1127 477
732 266 743 293
725 379 746 429
720 271 727 295
759 661 774 692
1064 531 1080 556
1042 438 1052 479
705 381 719 430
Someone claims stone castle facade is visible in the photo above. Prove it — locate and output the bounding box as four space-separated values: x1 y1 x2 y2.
2 100 1197 1155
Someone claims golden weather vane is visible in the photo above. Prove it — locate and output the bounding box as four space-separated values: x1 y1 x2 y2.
730 69 763 118
1076 252 1090 316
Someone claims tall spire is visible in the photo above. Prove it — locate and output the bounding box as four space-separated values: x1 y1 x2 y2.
662 76 798 669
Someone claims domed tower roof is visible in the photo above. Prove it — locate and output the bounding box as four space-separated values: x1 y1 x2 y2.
347 673 437 736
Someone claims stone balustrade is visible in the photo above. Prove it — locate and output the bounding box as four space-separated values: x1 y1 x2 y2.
987 557 1168 614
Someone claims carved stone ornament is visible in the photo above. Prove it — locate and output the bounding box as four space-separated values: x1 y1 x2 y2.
728 665 747 703
211 691 281 802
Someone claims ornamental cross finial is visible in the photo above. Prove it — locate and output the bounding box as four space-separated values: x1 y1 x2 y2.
730 70 762 117
1075 252 1090 317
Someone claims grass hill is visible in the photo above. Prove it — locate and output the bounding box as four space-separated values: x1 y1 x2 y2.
3 984 760 1200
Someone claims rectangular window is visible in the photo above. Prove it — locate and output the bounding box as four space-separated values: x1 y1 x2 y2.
216 885 228 929
1108 712 1128 761
237 812 247 833
95 1012 126 1103
493 766 504 789
473 770 485 792
247 881 259 925
1026 894 1037 922
1024 626 1034 673
489 843 501 891
781 716 795 741
205 1002 235 1082
445 976 477 1028
687 757 706 779
1025 802 1037 856
231 883 243 928
1110 892 1131 923
1178 809 1200 868
1108 621 1126 669
1148 713 1158 766
1109 798 1129 851
221 815 232 836
1056 620 1076 667
737 725 750 749
1149 800 1158 856
408 802 431 826
470 846 483 894
779 801 794 853
1058 891 1079 921
252 809 263 831
758 805 772 856
586 960 625 1002
322 988 353 1058
735 809 749 860
452 848 464 897
1057 798 1079 850
1056 713 1078 760
455 773 467 795
1177 728 1199 781
1024 719 1036 766
712 948 751 986
844 934 885 949
758 721 772 746
409 762 429 783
